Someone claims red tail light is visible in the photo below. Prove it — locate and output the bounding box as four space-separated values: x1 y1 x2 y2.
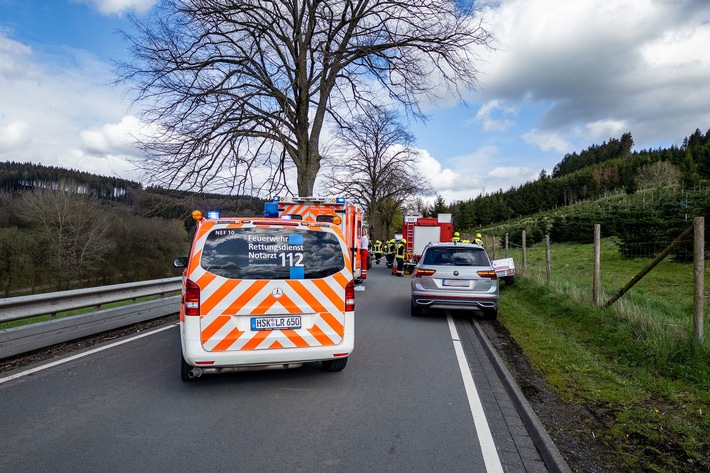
413 268 436 277
477 270 498 279
345 280 355 312
184 279 201 316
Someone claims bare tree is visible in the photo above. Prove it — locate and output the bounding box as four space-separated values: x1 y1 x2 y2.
320 106 432 240
120 0 492 196
635 161 682 190
377 196 404 241
16 186 113 289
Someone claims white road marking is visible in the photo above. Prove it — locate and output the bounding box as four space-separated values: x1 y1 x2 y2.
0 324 178 385
447 314 504 473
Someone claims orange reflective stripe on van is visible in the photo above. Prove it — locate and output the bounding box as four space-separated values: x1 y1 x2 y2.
198 276 348 351
184 219 351 353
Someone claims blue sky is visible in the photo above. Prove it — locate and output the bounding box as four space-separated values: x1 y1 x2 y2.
1 0 709 204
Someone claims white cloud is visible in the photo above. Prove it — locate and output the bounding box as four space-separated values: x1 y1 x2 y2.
0 121 30 151
0 35 34 79
489 166 528 181
475 0 710 149
0 31 143 181
474 100 517 132
80 115 144 157
582 119 628 143
416 149 458 190
640 18 710 69
416 145 540 205
76 0 156 15
60 148 143 181
522 130 572 154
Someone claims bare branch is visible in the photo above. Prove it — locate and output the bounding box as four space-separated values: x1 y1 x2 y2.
119 0 492 196
320 105 433 238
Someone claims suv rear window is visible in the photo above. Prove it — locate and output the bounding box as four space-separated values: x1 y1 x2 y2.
201 226 345 280
422 247 488 266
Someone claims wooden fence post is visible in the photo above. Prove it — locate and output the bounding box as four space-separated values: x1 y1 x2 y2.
493 235 497 259
694 217 705 342
522 230 527 276
505 233 509 258
545 234 551 284
593 224 601 306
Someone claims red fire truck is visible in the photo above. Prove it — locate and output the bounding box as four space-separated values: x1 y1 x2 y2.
401 213 453 273
269 196 366 281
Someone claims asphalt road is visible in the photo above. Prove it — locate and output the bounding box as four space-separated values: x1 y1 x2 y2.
0 263 556 473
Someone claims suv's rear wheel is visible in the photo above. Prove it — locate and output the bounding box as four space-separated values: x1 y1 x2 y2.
322 357 348 371
482 308 498 320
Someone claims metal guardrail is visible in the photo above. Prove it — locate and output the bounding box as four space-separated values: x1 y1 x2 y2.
0 277 182 361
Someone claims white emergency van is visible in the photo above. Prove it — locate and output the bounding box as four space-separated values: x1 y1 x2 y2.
174 210 355 381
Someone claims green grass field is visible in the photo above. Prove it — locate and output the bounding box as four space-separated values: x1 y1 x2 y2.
497 239 709 472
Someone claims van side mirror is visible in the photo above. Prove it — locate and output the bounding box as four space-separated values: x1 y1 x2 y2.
173 257 188 268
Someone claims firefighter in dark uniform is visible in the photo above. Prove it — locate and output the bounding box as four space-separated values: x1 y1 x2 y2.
385 238 396 268
395 238 406 276
373 239 383 264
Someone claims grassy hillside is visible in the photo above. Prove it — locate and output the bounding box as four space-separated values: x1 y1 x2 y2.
497 239 709 472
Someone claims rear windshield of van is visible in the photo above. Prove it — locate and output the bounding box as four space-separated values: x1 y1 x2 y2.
422 247 489 266
200 226 345 280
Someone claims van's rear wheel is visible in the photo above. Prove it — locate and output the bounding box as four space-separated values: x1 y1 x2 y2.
322 358 348 372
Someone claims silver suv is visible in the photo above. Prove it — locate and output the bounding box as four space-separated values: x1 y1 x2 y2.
410 242 499 319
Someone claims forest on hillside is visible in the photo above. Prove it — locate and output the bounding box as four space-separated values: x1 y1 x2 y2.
443 128 710 231
0 162 266 296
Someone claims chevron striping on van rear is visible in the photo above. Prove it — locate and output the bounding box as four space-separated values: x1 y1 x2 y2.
198 272 347 352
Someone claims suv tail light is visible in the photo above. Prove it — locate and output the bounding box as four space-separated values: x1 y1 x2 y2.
477 270 498 279
184 279 201 316
345 280 355 312
413 268 436 277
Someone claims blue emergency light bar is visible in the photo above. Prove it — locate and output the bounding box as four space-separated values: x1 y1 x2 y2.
335 197 346 203
263 202 279 218
207 211 220 219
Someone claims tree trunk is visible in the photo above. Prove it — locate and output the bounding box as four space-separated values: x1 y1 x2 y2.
295 152 320 196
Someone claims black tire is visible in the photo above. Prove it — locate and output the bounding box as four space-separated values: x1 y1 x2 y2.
181 355 197 382
410 299 422 317
482 309 498 320
504 276 515 285
322 357 348 371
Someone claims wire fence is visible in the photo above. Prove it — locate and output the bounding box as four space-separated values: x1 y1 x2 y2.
470 218 706 342
487 238 697 262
